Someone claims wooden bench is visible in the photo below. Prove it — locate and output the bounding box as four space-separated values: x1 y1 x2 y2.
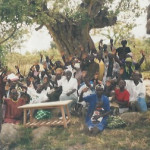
18 100 72 128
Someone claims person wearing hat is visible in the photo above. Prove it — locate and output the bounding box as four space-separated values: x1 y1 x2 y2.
123 57 135 80
122 51 145 80
79 84 110 134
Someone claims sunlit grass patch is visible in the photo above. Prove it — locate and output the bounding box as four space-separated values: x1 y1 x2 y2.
142 71 150 79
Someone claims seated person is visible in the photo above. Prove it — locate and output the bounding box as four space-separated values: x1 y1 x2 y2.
20 92 30 104
104 78 114 97
72 57 82 80
77 76 95 112
78 76 95 98
5 78 26 98
77 70 87 86
3 89 26 124
30 76 54 104
59 70 78 112
116 67 126 83
47 68 63 101
15 65 24 80
125 71 146 112
112 80 130 113
27 76 38 101
79 84 111 134
91 72 102 87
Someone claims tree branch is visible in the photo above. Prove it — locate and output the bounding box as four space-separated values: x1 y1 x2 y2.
35 24 44 31
92 9 117 28
81 0 104 17
0 25 17 45
88 0 104 18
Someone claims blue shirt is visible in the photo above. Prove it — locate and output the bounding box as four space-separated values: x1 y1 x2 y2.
83 94 110 122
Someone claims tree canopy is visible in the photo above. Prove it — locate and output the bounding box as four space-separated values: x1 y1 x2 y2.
0 0 141 55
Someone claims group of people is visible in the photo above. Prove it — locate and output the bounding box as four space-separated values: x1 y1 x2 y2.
0 39 147 134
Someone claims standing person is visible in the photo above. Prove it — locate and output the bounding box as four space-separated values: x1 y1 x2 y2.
79 84 110 134
94 54 105 81
97 39 104 61
107 39 116 52
98 39 103 52
116 40 132 63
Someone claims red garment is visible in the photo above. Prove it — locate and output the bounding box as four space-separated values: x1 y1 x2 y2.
115 89 130 104
4 98 26 124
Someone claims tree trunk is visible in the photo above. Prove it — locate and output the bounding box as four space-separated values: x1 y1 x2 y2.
147 5 150 34
0 102 2 132
46 22 95 56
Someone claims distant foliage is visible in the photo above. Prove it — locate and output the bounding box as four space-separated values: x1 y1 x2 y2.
0 45 7 65
6 49 61 75
50 41 57 49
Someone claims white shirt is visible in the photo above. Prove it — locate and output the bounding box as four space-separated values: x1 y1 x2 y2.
78 82 95 98
28 86 54 104
58 76 78 96
125 80 146 102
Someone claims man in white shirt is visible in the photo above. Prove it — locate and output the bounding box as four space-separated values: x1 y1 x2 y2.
59 70 78 112
125 71 146 111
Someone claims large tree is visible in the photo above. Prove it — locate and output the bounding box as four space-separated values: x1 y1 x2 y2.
0 0 141 56
147 4 150 34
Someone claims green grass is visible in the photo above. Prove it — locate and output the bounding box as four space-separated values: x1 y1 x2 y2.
9 127 33 149
7 111 150 150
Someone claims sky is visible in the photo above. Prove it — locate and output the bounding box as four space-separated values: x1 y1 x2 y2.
18 0 150 54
